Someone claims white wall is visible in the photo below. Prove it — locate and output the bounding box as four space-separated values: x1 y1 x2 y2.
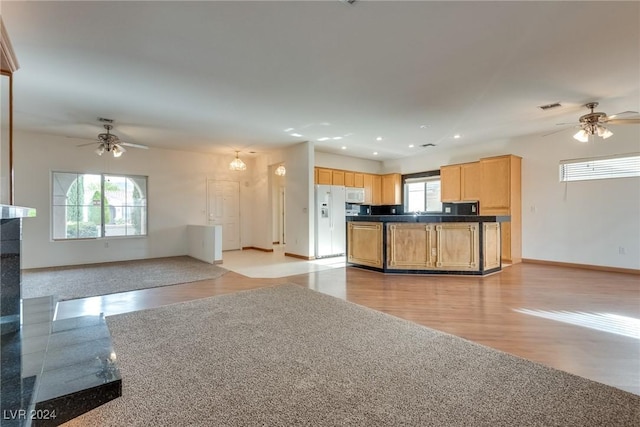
285 141 315 258
315 151 383 174
14 131 254 268
384 126 640 270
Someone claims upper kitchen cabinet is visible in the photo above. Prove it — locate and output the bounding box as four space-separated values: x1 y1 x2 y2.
371 174 382 205
363 174 382 204
460 162 481 201
344 171 355 187
354 173 364 188
480 155 521 214
441 162 481 202
381 173 402 205
440 165 462 201
332 170 345 186
315 168 332 185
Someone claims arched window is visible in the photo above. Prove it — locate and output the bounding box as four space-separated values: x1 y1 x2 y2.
52 172 147 240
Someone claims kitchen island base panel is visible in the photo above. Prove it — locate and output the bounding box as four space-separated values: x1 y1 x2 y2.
346 216 506 276
347 222 383 268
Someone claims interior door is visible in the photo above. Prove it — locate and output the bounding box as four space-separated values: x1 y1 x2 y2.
207 180 240 251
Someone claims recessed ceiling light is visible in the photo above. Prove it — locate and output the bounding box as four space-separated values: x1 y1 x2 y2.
373 152 378 155
341 146 347 150
408 144 415 148
290 133 303 137
284 128 294 132
419 124 430 129
317 137 330 141
333 137 342 140
453 134 461 139
376 136 383 141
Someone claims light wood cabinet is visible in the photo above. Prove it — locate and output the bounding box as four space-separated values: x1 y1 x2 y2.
344 171 355 187
483 223 501 270
381 173 402 205
441 162 480 202
363 174 373 204
434 223 480 271
438 154 521 264
385 222 483 272
480 156 515 211
461 162 481 201
371 174 382 205
313 168 397 204
332 170 345 186
440 165 461 202
354 173 364 188
480 155 522 264
347 222 383 268
316 168 332 185
387 224 436 269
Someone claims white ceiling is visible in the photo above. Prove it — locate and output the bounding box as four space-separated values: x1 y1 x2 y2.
3 1 639 161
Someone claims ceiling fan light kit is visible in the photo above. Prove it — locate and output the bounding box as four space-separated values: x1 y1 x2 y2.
229 151 247 171
571 102 618 143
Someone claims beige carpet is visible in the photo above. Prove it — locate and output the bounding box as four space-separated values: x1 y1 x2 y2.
21 256 228 300
66 284 639 426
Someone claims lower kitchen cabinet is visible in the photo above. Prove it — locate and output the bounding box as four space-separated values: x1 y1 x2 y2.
347 222 383 268
387 223 436 269
386 223 480 272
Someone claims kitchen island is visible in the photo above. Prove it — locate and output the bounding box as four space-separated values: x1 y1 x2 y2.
346 214 510 275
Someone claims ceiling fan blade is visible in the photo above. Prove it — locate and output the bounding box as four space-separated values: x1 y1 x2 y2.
120 141 149 149
606 118 640 125
607 110 639 119
542 127 572 137
76 142 98 147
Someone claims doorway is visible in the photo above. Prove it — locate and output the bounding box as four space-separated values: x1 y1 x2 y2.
207 180 241 251
271 168 286 247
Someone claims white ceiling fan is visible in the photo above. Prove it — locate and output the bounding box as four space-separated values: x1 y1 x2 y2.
548 102 639 141
77 120 149 157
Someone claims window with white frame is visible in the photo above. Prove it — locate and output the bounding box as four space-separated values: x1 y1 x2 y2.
52 172 148 240
403 174 442 213
559 153 640 182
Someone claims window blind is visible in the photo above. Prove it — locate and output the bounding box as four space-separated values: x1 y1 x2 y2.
559 153 640 182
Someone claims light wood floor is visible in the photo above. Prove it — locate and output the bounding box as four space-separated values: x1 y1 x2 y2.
56 261 640 395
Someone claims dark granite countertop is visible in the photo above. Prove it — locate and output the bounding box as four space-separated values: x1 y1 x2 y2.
346 214 510 223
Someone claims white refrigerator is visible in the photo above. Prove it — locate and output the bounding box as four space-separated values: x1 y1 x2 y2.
315 185 346 258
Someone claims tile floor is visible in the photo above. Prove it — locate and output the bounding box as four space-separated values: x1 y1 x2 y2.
221 246 346 278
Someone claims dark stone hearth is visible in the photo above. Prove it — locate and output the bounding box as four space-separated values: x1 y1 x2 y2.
1 205 121 426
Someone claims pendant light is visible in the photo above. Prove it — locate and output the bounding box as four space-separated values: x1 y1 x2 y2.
275 164 286 176
229 151 247 171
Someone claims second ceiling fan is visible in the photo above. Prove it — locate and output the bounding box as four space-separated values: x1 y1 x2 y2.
560 102 639 142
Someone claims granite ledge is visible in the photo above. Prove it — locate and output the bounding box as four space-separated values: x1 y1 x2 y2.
346 214 510 223
0 205 37 219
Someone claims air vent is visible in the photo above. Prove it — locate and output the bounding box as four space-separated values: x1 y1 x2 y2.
421 143 436 147
538 102 562 111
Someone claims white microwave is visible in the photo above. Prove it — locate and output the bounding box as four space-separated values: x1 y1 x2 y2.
345 187 365 204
